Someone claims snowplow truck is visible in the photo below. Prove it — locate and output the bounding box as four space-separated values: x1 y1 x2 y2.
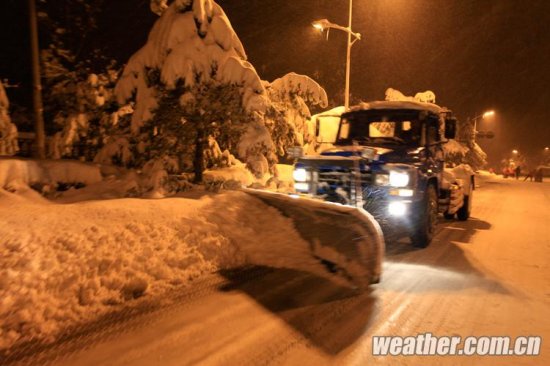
292 100 474 248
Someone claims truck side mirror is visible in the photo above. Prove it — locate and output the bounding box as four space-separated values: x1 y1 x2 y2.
444 119 457 139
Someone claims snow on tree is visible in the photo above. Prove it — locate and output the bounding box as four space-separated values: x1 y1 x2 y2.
113 0 279 182
47 69 120 160
150 0 169 16
455 118 487 170
443 138 468 166
0 82 18 156
264 73 328 157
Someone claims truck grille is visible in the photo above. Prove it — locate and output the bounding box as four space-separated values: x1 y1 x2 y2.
318 168 372 186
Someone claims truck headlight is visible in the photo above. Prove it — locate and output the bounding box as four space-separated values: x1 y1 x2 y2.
294 182 310 192
388 201 407 216
293 168 308 182
389 171 410 187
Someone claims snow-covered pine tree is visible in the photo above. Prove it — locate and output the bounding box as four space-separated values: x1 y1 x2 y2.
0 82 18 156
264 73 328 157
456 118 487 170
114 0 271 181
48 70 120 159
442 138 468 167
38 0 120 159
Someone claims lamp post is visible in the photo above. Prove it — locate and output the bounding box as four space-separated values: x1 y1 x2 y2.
470 110 494 141
313 0 361 110
28 0 46 159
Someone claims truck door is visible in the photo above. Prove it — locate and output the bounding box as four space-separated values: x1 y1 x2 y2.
425 116 444 177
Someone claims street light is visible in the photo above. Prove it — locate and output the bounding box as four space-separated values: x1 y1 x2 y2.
471 110 495 141
512 149 519 155
312 0 361 110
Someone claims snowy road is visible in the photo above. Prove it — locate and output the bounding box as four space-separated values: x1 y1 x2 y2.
8 178 550 366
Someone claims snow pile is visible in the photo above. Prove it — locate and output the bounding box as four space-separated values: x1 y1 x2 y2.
274 163 294 184
203 161 255 189
0 82 18 156
0 189 340 349
444 163 474 195
441 168 457 190
385 87 436 104
477 169 495 176
0 158 102 189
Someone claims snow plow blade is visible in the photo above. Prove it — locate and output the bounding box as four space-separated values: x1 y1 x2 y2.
243 189 385 288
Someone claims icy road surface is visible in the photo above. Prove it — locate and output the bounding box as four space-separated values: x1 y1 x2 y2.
9 178 550 366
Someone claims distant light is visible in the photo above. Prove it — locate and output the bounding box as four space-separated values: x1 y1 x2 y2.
388 201 407 216
512 149 519 154
483 110 495 118
545 147 549 151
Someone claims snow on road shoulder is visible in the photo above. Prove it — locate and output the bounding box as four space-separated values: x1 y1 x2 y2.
0 189 332 350
0 158 102 189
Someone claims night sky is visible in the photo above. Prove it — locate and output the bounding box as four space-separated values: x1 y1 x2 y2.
1 0 549 165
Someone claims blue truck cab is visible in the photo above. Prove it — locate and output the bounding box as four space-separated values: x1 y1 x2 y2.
292 100 472 248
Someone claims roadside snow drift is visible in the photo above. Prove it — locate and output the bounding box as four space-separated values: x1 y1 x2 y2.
0 158 102 189
0 188 376 350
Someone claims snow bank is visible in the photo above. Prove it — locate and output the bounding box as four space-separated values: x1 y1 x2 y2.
0 158 102 189
203 161 255 188
275 164 294 183
0 189 337 349
474 169 500 187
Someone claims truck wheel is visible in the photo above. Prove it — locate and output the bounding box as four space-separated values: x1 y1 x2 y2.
411 184 438 248
457 193 471 221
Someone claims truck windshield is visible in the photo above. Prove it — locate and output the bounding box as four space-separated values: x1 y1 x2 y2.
337 111 423 146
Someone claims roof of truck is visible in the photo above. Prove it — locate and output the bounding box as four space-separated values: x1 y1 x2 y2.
348 100 448 114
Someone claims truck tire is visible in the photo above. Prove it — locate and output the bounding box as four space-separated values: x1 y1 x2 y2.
410 184 438 248
457 193 471 221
